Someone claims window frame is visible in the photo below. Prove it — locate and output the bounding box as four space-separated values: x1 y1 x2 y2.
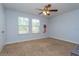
32 19 40 33
17 16 29 34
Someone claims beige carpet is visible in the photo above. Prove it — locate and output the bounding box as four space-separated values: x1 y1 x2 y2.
0 38 76 56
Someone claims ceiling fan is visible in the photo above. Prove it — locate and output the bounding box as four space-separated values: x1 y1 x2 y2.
37 4 58 16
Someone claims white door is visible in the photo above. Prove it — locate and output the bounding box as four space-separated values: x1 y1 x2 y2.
0 4 5 51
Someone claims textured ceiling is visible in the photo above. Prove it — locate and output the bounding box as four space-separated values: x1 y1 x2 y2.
3 3 79 18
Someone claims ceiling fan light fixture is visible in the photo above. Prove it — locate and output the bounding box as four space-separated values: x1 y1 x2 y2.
47 11 50 14
37 4 58 16
43 11 50 15
43 11 47 15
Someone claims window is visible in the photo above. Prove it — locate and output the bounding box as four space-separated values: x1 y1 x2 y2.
18 17 29 34
32 19 40 33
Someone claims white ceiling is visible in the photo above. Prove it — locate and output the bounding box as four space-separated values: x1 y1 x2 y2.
3 3 79 18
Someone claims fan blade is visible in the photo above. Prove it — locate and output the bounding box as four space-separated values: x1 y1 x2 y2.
47 4 51 7
45 4 51 8
39 12 43 15
49 9 58 12
37 9 43 11
47 13 50 15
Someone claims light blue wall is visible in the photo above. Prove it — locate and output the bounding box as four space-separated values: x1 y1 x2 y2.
5 8 79 44
0 4 6 51
48 9 79 44
5 9 48 44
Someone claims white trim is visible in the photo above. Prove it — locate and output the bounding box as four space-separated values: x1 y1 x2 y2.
50 36 79 44
6 37 48 45
6 36 78 45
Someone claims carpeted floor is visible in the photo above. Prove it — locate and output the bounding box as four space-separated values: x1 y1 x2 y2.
0 38 76 56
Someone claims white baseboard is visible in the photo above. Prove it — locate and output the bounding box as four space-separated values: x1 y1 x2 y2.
6 36 78 45
6 37 48 45
50 36 79 44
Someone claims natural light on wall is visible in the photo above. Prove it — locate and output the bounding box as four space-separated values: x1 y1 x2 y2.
32 19 40 33
18 17 29 34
